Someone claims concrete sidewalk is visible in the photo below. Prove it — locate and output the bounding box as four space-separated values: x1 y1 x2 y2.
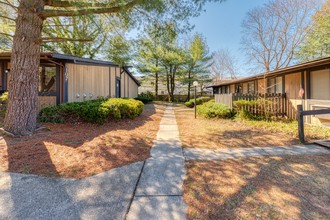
184 144 330 160
126 105 187 220
0 162 143 220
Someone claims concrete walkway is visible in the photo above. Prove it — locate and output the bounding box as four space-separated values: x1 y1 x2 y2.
184 144 330 160
0 162 143 220
126 105 186 220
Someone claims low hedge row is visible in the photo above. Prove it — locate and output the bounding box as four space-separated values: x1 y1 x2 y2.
38 98 144 123
135 92 154 104
185 97 212 108
197 100 232 119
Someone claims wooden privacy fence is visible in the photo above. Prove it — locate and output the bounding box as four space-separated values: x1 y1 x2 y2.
215 93 286 117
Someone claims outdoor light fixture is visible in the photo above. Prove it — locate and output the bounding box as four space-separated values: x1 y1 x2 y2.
193 81 198 119
5 69 9 73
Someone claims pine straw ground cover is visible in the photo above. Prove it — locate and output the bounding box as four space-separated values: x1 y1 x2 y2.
0 103 166 178
174 105 330 149
184 155 330 220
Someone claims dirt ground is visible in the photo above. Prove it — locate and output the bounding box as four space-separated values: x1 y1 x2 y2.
184 154 330 220
0 103 166 178
174 106 298 149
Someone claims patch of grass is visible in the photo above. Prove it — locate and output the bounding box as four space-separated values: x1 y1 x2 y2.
20 165 30 174
237 118 330 141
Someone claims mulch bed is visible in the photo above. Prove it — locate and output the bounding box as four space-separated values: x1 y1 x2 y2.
0 103 166 178
184 154 330 220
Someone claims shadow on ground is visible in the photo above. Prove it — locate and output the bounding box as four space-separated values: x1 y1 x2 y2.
184 154 330 219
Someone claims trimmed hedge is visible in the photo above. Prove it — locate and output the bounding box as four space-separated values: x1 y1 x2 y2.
197 100 232 119
135 92 154 104
185 97 212 108
38 98 144 123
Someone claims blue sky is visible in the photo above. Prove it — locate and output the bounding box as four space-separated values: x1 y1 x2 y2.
189 0 267 75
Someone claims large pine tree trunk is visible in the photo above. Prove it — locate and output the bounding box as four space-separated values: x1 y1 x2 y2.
4 0 45 135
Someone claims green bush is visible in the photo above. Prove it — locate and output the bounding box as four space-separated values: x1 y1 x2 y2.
185 97 212 108
0 92 8 119
197 100 232 118
38 98 144 123
135 91 154 103
233 98 274 120
185 100 194 108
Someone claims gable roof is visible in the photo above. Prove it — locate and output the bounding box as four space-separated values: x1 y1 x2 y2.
207 56 330 88
0 52 140 86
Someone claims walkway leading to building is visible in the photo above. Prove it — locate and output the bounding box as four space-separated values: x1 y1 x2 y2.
126 105 187 220
184 145 330 160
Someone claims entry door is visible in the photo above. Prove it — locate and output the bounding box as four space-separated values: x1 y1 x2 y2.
116 78 121 98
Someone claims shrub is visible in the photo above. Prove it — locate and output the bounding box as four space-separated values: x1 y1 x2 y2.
185 100 194 108
233 98 274 120
0 92 8 120
135 91 154 103
185 97 212 108
38 98 144 123
197 100 232 118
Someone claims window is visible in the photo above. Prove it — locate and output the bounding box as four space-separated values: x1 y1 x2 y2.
225 85 230 94
267 77 282 94
39 65 56 96
248 81 255 94
235 83 242 93
276 77 282 93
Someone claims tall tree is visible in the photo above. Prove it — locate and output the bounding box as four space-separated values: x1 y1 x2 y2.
136 22 178 96
210 49 239 81
1 0 223 135
159 42 186 102
183 33 212 101
241 0 320 72
296 0 330 62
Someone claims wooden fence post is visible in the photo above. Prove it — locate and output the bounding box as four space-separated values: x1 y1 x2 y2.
297 105 305 143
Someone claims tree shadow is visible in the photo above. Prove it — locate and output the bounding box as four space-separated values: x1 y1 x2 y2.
184 154 330 219
0 103 164 178
0 103 166 219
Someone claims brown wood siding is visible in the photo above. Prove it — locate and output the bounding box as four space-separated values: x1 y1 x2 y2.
110 66 116 97
129 77 138 98
285 72 301 119
67 64 110 102
242 83 248 94
258 79 266 94
230 84 235 93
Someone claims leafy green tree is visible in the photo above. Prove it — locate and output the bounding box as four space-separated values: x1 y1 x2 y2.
182 33 212 100
158 42 187 102
136 22 178 96
296 0 330 62
106 35 133 67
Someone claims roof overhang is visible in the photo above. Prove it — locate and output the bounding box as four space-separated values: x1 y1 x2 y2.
207 56 330 88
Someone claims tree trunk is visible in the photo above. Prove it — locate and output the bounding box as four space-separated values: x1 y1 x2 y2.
155 59 159 96
4 0 45 135
186 70 191 102
155 72 158 96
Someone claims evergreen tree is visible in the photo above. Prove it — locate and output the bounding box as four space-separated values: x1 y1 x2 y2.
296 0 330 62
